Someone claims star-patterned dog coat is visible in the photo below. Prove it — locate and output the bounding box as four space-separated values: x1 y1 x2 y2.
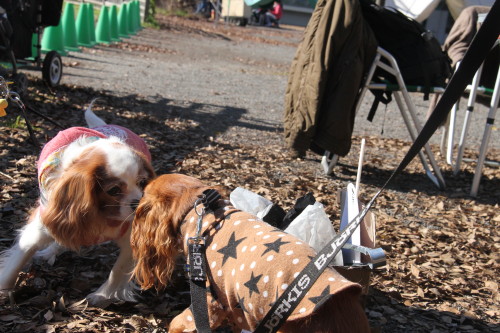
176 204 362 332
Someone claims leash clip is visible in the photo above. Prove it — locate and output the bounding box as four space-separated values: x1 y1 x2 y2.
192 195 206 242
187 195 208 282
190 189 221 242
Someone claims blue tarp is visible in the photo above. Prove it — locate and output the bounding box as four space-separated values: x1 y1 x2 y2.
244 0 274 8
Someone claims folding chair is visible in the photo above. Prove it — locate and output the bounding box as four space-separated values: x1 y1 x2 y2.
442 37 500 197
321 47 446 189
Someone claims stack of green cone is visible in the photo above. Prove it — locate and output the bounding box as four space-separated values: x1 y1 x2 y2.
118 3 129 38
87 3 97 45
76 3 93 47
62 3 80 52
109 5 121 42
96 6 112 44
41 20 67 55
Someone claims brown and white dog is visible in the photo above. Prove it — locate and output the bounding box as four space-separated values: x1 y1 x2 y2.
0 101 155 306
131 174 370 332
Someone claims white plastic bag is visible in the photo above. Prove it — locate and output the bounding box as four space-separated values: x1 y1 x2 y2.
284 201 343 266
230 187 273 219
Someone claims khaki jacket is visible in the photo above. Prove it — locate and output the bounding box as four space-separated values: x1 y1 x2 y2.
284 0 377 156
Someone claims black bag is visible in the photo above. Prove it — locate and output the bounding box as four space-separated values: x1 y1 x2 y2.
360 0 452 100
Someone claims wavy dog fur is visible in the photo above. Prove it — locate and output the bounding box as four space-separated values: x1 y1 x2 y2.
132 175 212 290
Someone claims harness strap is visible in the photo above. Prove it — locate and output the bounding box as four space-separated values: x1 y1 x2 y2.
201 189 222 211
189 241 211 333
188 188 222 333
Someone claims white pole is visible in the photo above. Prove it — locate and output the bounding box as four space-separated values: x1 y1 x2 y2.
355 138 366 197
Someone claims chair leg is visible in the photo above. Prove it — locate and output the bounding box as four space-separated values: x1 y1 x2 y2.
393 91 446 189
321 151 339 175
470 65 500 197
446 102 458 165
440 112 450 156
453 105 474 175
380 45 446 189
453 64 483 175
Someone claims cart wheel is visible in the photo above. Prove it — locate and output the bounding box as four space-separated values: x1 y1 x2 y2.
12 73 28 98
42 51 63 87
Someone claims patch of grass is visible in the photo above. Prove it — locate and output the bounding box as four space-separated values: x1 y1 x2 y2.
173 9 190 17
2 115 25 129
0 112 43 131
144 18 160 29
156 7 191 17
156 7 169 15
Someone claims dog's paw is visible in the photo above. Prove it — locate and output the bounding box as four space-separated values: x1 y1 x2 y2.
85 281 138 307
33 243 65 266
85 292 117 308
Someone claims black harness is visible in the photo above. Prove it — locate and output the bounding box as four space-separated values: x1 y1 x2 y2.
187 189 221 333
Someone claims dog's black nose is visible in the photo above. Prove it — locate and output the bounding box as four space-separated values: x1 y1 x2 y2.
130 199 140 210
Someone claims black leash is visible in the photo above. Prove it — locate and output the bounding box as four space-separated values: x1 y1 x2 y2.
25 103 65 129
188 189 221 333
253 2 500 332
10 93 41 151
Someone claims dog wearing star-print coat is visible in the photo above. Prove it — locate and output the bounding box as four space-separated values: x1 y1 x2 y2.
131 174 370 333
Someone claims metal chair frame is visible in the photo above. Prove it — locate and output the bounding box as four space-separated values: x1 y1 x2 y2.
441 38 500 197
321 47 446 190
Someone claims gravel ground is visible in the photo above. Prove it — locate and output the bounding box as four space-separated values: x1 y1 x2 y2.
21 15 499 154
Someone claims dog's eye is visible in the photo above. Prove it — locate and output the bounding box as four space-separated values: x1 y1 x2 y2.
107 186 122 196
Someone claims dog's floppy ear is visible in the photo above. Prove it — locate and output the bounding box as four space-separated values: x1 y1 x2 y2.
131 191 181 291
138 152 156 181
131 173 222 290
41 162 102 250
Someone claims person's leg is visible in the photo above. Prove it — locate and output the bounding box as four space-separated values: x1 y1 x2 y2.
259 11 266 25
195 0 207 14
195 1 203 13
265 13 276 26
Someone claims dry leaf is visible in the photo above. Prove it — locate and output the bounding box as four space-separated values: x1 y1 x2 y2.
67 299 88 313
411 264 420 278
44 310 54 321
484 281 498 292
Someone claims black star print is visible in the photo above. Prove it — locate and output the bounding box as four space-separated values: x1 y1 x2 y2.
217 231 246 266
244 272 263 297
261 238 290 256
309 285 331 308
269 287 280 308
237 295 249 313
